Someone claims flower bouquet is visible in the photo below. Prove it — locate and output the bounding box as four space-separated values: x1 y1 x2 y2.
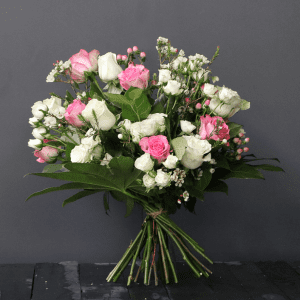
25 37 284 286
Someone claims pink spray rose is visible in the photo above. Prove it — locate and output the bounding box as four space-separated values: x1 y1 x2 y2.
64 99 86 127
199 114 230 141
118 64 150 90
139 135 170 164
69 49 100 83
34 139 60 163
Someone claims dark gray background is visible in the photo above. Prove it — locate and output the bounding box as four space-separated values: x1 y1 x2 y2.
0 0 299 264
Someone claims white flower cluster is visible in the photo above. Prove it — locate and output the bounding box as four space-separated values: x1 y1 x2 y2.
182 191 189 201
170 168 186 187
46 59 71 82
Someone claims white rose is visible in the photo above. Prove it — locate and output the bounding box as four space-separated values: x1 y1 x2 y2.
202 83 218 97
32 127 47 139
44 116 57 128
52 106 66 119
85 128 96 137
188 54 209 70
140 119 159 136
147 113 167 133
143 174 156 189
180 136 212 169
31 101 48 120
208 98 237 118
82 99 116 131
163 80 183 95
117 119 132 132
70 144 91 163
162 154 179 169
218 86 240 103
180 120 196 133
130 122 142 143
98 52 123 82
43 96 62 115
81 135 101 148
158 69 171 84
100 153 113 166
29 117 39 127
192 68 210 81
28 139 43 149
155 169 171 188
171 56 188 70
134 153 154 172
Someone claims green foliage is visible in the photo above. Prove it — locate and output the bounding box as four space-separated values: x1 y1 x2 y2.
171 137 187 160
65 91 74 102
221 163 265 180
65 142 76 161
62 189 100 207
205 179 229 195
250 164 284 172
42 163 65 173
150 100 165 114
227 122 243 138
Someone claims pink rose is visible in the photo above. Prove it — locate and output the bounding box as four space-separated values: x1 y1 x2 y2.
199 114 230 141
34 139 60 163
64 99 86 127
69 49 100 83
118 64 150 90
139 135 170 163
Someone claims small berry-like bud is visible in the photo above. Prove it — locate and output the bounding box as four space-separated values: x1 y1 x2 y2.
195 103 202 109
233 138 240 143
236 154 242 160
185 97 190 104
204 100 210 106
121 55 127 61
237 148 243 154
201 84 205 90
151 80 157 85
127 48 133 54
140 52 146 58
175 49 178 53
210 168 215 174
226 142 230 146
177 199 182 204
243 147 249 152
239 132 244 138
238 140 242 145
133 46 138 52
245 137 250 143
118 134 123 139
116 54 122 60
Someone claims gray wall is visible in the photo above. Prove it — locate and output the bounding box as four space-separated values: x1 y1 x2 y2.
1 0 299 263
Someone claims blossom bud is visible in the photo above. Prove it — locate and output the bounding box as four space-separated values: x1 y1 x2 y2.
239 132 244 138
177 199 182 204
201 84 205 90
121 55 127 61
245 137 250 143
237 148 243 154
204 100 210 106
185 97 190 104
133 46 139 52
238 140 242 145
140 52 146 58
243 147 249 152
118 134 123 139
233 138 240 143
210 168 215 173
127 48 133 54
195 103 202 109
226 142 230 146
151 80 157 85
116 54 122 60
236 154 242 160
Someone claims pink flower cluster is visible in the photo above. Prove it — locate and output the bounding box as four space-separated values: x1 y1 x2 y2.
34 139 60 163
64 99 86 127
139 135 170 164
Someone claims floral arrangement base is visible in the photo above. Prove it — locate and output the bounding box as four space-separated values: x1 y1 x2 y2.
106 208 213 286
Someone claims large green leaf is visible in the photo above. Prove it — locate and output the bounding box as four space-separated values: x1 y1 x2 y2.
242 157 281 163
62 189 101 207
215 156 231 170
205 180 228 195
125 195 135 218
221 163 265 180
42 164 65 173
227 122 243 138
171 137 187 160
250 164 285 172
25 182 103 201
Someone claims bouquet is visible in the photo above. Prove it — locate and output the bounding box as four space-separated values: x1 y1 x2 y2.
25 36 284 286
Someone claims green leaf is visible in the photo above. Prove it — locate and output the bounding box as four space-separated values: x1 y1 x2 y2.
150 100 165 114
125 195 135 218
165 117 172 142
227 122 243 138
25 182 103 201
171 137 187 160
62 189 100 207
242 157 280 163
222 163 265 180
90 82 102 98
205 180 228 195
250 164 285 172
215 156 231 170
66 91 74 102
42 164 65 173
65 143 76 161
110 190 127 202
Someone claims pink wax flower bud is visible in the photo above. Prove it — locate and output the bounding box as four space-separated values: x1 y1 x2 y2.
243 147 249 152
177 199 182 204
226 142 230 146
122 55 127 61
53 63 56 66
237 148 243 154
140 52 146 58
151 80 157 85
239 132 244 138
175 49 178 53
127 48 133 54
185 97 190 104
233 138 240 143
238 140 242 145
245 137 250 143
191 88 195 92
201 84 205 90
204 100 210 106
236 154 242 160
195 103 202 109
56 60 59 63
116 54 122 60
133 46 139 52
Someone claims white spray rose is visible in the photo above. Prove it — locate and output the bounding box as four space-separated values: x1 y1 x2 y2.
140 119 159 136
29 117 40 127
162 154 179 169
146 113 167 133
155 169 171 188
192 68 210 81
70 144 91 163
158 69 171 84
43 96 62 115
130 122 142 143
143 174 156 189
202 83 218 97
171 56 188 70
28 139 43 149
81 136 102 160
117 119 132 133
82 99 116 131
31 101 48 120
180 136 212 169
163 80 183 95
44 116 57 128
188 54 209 70
134 153 154 172
52 106 66 119
101 153 113 166
180 120 196 133
32 127 47 139
98 52 123 82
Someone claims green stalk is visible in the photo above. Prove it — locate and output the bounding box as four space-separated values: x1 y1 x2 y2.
127 222 147 286
157 224 169 284
157 225 178 283
144 220 152 285
89 73 107 100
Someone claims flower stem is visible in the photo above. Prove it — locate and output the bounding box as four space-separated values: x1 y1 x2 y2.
157 224 169 284
144 220 152 285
